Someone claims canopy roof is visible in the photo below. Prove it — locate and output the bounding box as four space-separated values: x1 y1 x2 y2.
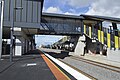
81 14 120 23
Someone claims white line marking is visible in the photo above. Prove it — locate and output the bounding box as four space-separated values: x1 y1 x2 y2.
44 53 92 80
26 63 37 66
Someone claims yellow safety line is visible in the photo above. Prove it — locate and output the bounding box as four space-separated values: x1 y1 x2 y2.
40 53 71 80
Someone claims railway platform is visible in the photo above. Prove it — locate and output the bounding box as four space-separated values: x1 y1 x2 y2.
0 49 92 80
70 52 120 68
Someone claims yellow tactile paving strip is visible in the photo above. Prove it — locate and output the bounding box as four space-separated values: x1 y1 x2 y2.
39 52 70 80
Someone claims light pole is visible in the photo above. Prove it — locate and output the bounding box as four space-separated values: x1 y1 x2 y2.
10 7 23 62
0 0 4 60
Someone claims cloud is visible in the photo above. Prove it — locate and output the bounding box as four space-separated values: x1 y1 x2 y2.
64 9 78 15
86 0 120 18
44 6 81 15
64 12 82 15
43 6 62 13
64 12 74 15
43 0 120 18
43 6 79 15
65 0 96 8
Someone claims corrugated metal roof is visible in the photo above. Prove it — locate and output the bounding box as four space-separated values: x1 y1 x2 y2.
81 14 120 23
42 13 84 19
26 0 43 1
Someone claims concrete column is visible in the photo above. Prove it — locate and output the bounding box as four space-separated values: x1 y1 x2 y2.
30 42 31 50
27 40 30 52
31 41 33 50
15 37 26 56
24 39 29 53
74 35 86 55
23 38 29 54
22 38 25 55
30 40 35 50
15 38 22 56
31 41 35 50
28 41 31 51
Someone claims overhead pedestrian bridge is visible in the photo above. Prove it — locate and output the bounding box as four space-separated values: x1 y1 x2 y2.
0 0 120 63
41 13 84 35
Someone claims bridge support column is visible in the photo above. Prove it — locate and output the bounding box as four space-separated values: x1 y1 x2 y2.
25 39 29 53
26 41 31 51
28 40 35 51
31 40 35 50
15 37 27 56
74 35 86 56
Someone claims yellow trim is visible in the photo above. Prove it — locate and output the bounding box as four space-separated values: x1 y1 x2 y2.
101 31 104 44
84 25 86 34
114 36 119 48
119 37 120 48
89 27 92 38
107 33 111 48
98 30 101 42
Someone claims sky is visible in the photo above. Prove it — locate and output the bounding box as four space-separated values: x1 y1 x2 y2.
43 0 120 17
35 35 64 46
36 0 120 46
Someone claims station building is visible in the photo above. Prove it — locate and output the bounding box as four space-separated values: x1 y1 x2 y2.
0 0 120 62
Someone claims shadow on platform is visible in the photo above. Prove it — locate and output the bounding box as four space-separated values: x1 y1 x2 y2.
44 51 71 59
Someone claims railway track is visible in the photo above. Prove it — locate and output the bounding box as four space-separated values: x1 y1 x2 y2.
42 49 120 80
58 59 98 80
69 56 120 73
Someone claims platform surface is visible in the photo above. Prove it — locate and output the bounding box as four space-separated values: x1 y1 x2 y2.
0 50 77 80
